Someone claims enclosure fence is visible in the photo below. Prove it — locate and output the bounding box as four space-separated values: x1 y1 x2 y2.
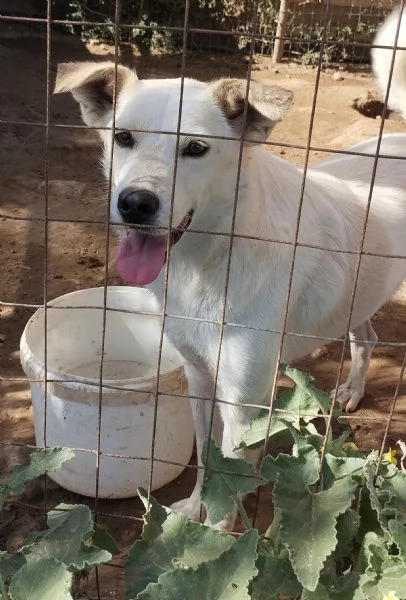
1 0 406 598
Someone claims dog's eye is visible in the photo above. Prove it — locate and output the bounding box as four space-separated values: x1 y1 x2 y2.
183 140 209 157
115 130 134 148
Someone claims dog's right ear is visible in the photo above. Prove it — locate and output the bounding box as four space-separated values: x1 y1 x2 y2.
209 78 293 141
54 61 137 127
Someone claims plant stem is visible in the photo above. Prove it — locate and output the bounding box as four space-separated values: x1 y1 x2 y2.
235 496 252 530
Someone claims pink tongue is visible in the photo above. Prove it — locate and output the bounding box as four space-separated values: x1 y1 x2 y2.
116 229 167 285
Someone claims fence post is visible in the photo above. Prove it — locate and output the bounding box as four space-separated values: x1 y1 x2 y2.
273 0 289 63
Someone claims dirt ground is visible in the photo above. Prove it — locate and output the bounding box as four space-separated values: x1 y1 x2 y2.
1 29 406 599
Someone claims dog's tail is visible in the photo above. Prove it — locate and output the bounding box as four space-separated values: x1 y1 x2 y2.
372 6 406 119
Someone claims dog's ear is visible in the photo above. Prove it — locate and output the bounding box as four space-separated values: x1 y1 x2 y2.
54 61 137 127
209 78 293 141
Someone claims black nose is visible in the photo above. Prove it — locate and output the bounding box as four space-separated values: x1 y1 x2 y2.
117 188 160 224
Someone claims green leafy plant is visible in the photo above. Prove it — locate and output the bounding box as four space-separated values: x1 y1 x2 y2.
0 447 118 600
125 368 406 599
0 447 75 509
2 370 406 599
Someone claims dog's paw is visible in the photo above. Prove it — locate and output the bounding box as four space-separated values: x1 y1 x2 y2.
170 496 204 522
332 381 364 412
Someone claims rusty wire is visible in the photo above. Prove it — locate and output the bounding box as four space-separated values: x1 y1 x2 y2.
144 0 193 508
321 0 406 467
252 0 333 526
2 11 405 51
41 0 52 523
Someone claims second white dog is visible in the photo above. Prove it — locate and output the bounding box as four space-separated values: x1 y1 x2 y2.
55 8 406 529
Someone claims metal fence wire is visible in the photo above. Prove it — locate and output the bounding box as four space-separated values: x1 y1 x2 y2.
1 0 406 598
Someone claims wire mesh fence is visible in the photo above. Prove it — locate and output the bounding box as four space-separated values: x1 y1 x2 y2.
0 1 400 62
1 0 406 598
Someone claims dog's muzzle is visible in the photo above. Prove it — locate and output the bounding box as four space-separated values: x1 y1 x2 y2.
115 188 194 286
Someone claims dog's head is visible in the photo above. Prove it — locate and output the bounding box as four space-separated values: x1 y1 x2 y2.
55 61 293 285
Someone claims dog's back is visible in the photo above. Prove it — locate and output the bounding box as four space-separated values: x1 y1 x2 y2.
372 6 406 119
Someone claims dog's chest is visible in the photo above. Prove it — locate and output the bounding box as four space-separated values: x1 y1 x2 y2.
150 269 224 367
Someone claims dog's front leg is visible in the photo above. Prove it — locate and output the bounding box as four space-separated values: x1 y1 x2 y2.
205 331 278 531
171 363 219 521
207 400 262 532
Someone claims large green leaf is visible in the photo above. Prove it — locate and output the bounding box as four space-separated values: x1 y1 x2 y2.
356 559 406 600
302 573 360 600
0 448 74 508
270 454 358 591
389 519 406 557
356 531 387 575
322 454 365 490
135 529 259 600
201 440 264 525
353 530 406 598
324 430 352 457
24 504 112 571
261 444 320 486
237 409 288 450
363 460 390 533
377 461 406 523
333 509 360 559
239 365 332 450
280 364 331 416
375 561 406 597
250 541 301 600
8 558 73 600
0 552 26 585
125 490 234 599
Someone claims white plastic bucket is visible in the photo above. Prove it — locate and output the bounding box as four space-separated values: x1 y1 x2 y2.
20 286 194 499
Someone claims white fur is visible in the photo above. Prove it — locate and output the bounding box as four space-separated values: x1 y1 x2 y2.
372 5 406 118
56 10 406 530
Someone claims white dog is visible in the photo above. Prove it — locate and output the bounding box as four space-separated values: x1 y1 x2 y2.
55 9 406 530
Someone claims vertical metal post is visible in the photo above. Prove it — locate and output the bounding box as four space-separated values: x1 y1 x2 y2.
273 0 289 63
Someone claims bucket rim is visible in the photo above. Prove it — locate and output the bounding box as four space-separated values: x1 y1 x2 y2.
20 286 184 392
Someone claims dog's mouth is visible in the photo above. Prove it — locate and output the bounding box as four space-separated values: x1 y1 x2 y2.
170 210 194 246
116 210 194 285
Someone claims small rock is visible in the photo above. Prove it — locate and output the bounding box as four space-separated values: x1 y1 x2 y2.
0 333 6 342
332 72 344 81
273 68 279 74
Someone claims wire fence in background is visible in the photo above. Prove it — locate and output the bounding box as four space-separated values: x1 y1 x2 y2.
1 1 406 598
0 1 399 63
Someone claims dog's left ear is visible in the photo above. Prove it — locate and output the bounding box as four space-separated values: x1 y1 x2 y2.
54 61 137 127
209 78 293 141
